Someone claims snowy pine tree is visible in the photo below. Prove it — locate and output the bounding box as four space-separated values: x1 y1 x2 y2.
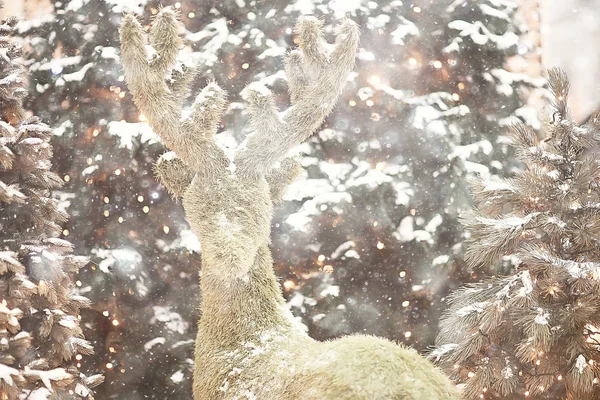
19 1 202 398
431 69 600 400
0 8 102 398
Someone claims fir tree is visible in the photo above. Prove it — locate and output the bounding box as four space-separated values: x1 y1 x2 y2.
19 1 204 397
0 6 102 398
431 69 600 400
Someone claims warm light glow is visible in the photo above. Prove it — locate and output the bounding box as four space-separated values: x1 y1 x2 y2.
139 114 146 122
413 6 421 12
557 375 563 381
323 265 334 274
349 100 357 107
451 93 460 101
369 75 381 86
377 241 385 249
467 371 475 378
112 319 120 326
75 354 83 361
524 391 530 397
115 168 122 176
63 229 69 236
404 331 412 339
400 271 406 278
104 196 110 203
188 12 195 18
64 174 71 182
402 301 410 307
137 195 144 202
106 363 114 370
408 57 418 66
366 99 374 107
102 311 109 317
283 280 295 290
458 82 465 90
163 225 170 234
118 217 124 223
433 60 443 69
318 254 326 262
242 63 249 69
143 206 150 214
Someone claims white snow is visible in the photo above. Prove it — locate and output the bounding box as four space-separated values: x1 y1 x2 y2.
105 0 146 13
447 20 518 50
331 241 356 260
93 247 143 275
391 17 419 45
575 354 588 374
0 363 19 386
432 255 450 266
534 308 549 325
320 285 340 297
188 18 230 67
286 192 352 232
151 306 189 334
107 121 161 150
394 216 415 242
53 120 73 137
144 337 166 351
56 63 94 85
428 343 457 361
171 370 185 383
455 301 490 317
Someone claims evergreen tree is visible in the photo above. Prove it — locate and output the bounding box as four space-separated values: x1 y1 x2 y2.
19 1 202 398
431 69 600 400
0 7 102 398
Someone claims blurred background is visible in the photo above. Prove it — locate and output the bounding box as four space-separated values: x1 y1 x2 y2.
2 0 600 398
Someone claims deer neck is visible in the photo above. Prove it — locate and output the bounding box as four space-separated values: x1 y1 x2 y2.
197 243 297 346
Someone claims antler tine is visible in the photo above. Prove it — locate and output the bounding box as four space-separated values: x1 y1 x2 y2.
265 157 303 203
155 151 195 198
120 13 181 149
234 17 360 180
149 8 181 75
179 82 229 175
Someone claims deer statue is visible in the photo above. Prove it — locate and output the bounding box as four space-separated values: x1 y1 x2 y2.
120 8 461 400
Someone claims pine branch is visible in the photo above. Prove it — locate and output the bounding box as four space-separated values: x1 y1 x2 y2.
431 69 600 399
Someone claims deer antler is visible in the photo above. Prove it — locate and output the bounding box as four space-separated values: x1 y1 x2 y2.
236 16 360 179
120 10 228 183
120 10 359 195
